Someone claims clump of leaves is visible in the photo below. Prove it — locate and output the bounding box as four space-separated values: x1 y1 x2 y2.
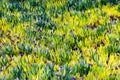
2 46 14 56
18 44 32 55
35 13 56 30
75 59 91 76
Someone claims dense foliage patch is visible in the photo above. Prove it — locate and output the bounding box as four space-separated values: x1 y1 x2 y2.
1 0 120 80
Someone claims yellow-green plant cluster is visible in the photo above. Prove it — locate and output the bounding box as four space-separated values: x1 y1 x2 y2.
1 0 120 80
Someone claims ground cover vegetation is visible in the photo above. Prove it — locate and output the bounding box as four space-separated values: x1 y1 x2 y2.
1 0 120 80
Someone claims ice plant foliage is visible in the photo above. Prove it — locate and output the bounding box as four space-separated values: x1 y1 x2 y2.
0 0 120 80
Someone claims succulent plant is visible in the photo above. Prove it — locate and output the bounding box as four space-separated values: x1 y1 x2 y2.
1 0 120 80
